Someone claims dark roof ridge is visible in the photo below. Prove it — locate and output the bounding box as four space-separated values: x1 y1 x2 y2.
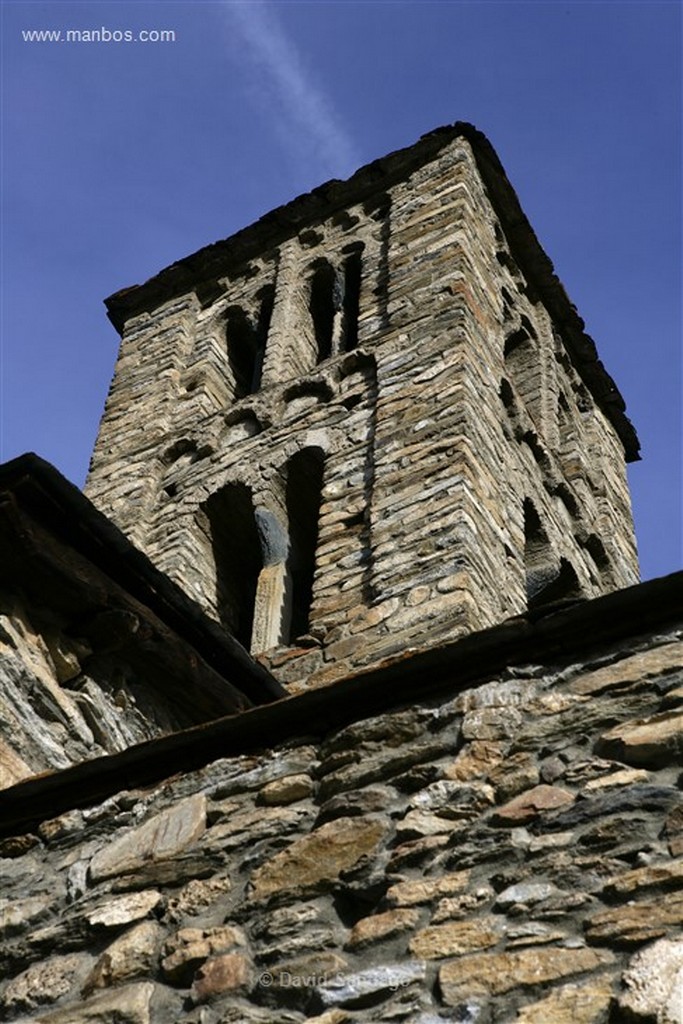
103 122 639 460
1 568 680 839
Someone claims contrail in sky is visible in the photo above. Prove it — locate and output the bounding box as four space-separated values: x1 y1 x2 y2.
222 1 360 181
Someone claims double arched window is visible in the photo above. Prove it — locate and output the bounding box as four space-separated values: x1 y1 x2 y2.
201 448 325 653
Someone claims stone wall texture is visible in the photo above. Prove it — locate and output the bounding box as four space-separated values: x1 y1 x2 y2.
2 618 682 1023
84 131 639 692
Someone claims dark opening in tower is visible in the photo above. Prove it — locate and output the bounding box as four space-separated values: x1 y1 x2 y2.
203 482 262 648
285 448 325 641
504 317 540 426
523 498 554 607
226 290 273 400
341 249 362 352
309 261 338 363
524 498 581 608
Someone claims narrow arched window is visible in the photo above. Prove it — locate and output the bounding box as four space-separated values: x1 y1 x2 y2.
504 317 540 424
524 498 581 608
523 498 553 606
203 483 262 648
226 302 268 400
285 448 324 641
341 250 362 352
309 262 337 363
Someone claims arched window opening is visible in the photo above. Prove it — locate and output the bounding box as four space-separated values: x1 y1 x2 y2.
524 499 582 609
504 322 540 426
226 290 273 401
523 499 554 607
341 250 362 352
285 448 325 641
226 307 262 400
203 483 262 648
309 262 338 363
256 284 275 355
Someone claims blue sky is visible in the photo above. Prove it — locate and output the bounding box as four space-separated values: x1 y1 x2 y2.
1 0 681 581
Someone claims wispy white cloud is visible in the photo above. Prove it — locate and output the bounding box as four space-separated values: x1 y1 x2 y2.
222 1 360 181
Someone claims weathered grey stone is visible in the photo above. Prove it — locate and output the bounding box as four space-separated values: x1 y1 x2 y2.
539 785 679 832
316 785 396 824
2 952 92 1013
616 937 683 1023
86 890 162 929
316 962 426 1008
408 779 495 820
493 881 561 910
83 921 164 993
599 857 683 900
206 805 309 852
29 981 157 1022
89 794 206 881
570 643 683 696
0 893 53 938
164 875 232 923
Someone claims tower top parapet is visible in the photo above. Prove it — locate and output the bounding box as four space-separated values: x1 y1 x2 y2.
105 123 637 460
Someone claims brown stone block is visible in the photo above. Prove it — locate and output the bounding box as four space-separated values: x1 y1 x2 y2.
191 953 251 1003
584 891 683 947
345 908 419 949
514 974 615 1023
162 925 247 984
599 857 683 900
663 805 683 857
29 982 156 1023
570 642 683 696
491 784 575 826
410 916 503 959
595 709 683 768
443 741 507 782
82 921 163 994
386 870 471 908
439 947 615 1001
257 774 315 806
249 817 386 900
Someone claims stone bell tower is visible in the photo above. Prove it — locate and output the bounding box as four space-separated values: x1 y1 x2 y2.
85 123 639 690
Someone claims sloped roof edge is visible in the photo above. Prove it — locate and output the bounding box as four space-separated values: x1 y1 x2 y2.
104 122 639 460
0 453 285 705
1 569 681 839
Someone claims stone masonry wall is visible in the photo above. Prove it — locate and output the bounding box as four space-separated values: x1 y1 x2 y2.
85 136 639 691
0 600 195 791
2 621 681 1023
